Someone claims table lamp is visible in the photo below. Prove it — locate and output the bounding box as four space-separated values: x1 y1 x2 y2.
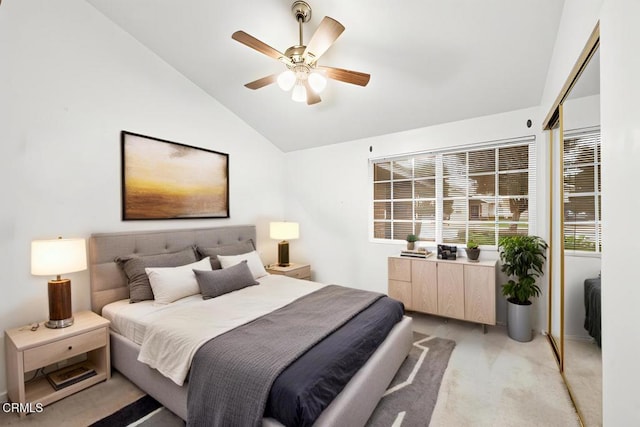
270 222 299 267
31 237 87 328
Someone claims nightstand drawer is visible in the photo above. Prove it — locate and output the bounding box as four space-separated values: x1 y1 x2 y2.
286 265 311 279
266 263 312 280
23 328 105 372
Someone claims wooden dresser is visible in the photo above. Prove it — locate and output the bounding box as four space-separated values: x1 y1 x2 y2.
388 256 497 329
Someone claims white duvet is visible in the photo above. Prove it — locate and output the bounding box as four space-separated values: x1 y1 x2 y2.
102 274 325 386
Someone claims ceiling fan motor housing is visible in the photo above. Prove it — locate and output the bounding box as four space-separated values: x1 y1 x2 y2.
284 45 317 67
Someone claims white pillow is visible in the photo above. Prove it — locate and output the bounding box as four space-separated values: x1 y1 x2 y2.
146 257 212 304
217 251 268 279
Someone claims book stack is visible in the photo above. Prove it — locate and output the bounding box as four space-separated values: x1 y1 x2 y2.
400 248 433 258
47 365 96 391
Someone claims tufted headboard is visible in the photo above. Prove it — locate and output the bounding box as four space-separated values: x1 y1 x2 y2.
89 225 256 314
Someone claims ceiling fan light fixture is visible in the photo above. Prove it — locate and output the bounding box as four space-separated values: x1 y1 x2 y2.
277 70 296 91
291 82 307 102
308 71 327 94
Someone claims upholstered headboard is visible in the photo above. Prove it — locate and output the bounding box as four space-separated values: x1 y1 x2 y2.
89 225 256 314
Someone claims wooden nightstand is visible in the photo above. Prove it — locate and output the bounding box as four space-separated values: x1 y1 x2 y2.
266 263 312 280
5 310 110 416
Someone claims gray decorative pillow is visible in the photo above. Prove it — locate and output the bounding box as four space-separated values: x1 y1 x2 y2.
196 240 255 269
116 246 197 303
194 261 259 299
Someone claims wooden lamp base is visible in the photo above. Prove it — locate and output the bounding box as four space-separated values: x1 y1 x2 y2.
277 241 290 267
46 279 74 329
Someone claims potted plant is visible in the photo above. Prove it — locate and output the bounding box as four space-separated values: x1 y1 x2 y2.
465 239 480 261
497 235 548 342
406 234 418 250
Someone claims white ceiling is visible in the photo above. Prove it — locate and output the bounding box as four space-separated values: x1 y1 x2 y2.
86 0 565 152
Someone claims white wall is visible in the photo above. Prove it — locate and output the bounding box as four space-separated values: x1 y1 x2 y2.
600 1 640 425
0 0 286 398
285 107 548 330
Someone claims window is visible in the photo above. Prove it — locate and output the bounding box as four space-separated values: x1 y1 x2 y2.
563 128 601 253
371 137 536 247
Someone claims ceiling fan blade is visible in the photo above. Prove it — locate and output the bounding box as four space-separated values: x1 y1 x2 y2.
303 80 322 105
317 66 370 87
232 31 292 65
244 74 278 90
303 17 345 63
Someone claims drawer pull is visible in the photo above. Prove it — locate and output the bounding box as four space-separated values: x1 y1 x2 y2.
68 346 72 350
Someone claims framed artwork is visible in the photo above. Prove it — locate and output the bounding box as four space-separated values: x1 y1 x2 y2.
121 131 229 220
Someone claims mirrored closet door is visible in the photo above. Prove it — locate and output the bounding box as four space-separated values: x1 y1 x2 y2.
544 23 601 427
562 42 601 427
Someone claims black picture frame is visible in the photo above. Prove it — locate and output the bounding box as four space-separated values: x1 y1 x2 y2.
121 131 229 220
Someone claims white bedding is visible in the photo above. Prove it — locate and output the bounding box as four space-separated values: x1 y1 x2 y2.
102 274 325 386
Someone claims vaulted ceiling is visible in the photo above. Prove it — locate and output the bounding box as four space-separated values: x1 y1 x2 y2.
87 0 565 152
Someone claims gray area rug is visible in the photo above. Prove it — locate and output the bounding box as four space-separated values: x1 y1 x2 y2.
98 332 455 427
366 332 456 426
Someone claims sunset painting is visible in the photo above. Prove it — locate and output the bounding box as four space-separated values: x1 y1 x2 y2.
121 132 229 220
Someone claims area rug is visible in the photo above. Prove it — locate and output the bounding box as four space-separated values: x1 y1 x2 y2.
366 332 456 426
93 332 455 427
89 395 163 427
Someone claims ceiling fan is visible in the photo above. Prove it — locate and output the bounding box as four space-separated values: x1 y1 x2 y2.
231 1 370 105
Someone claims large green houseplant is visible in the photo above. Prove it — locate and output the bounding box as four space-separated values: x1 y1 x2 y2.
498 235 548 342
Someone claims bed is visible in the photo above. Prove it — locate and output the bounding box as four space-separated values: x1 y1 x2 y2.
89 225 413 426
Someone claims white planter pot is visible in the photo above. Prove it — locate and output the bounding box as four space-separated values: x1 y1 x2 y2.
507 299 533 342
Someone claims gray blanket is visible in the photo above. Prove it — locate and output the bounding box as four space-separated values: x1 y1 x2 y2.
186 285 383 427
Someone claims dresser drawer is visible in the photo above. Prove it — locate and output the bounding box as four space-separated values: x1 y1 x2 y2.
23 328 106 372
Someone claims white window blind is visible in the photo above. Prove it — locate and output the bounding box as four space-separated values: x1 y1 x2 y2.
563 128 602 253
371 136 536 247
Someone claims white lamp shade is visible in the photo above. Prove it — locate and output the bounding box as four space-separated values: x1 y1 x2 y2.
291 83 307 103
277 70 296 91
308 72 327 94
270 222 299 240
31 238 87 276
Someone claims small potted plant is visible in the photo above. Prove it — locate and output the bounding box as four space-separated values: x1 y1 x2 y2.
465 239 480 261
406 234 418 250
498 235 548 342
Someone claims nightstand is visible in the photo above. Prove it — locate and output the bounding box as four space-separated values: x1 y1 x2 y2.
5 310 110 416
267 263 312 280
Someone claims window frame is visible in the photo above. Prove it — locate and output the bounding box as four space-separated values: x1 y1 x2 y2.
370 136 537 249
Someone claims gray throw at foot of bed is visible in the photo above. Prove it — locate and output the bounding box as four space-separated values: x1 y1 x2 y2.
186 285 387 427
